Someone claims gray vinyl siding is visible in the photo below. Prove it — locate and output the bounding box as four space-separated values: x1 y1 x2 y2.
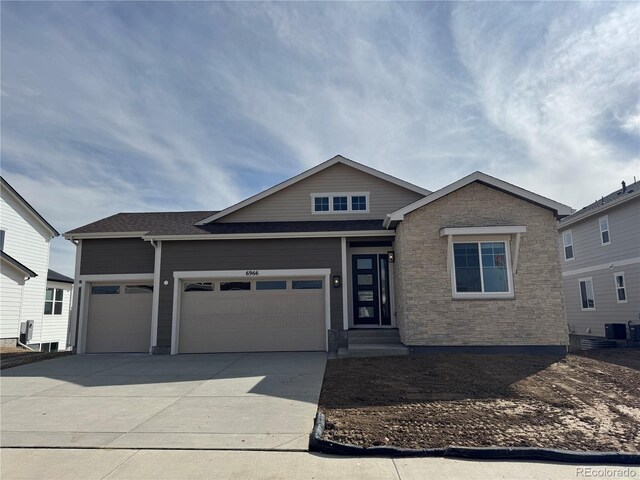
558 199 640 270
564 264 639 337
219 163 425 222
157 238 343 347
80 238 155 275
559 198 640 337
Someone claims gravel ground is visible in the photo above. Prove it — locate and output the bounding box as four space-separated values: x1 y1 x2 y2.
319 350 640 452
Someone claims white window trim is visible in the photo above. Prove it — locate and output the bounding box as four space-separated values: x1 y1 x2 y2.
44 287 63 316
599 215 611 246
614 271 628 304
579 277 596 311
310 192 370 214
562 230 574 261
450 236 514 299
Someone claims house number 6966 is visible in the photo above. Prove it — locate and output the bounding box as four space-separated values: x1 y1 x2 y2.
245 270 259 276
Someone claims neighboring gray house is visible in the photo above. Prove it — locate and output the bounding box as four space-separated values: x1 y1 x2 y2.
557 180 640 348
64 155 572 356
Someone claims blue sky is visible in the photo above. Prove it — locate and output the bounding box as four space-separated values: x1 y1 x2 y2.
2 2 639 276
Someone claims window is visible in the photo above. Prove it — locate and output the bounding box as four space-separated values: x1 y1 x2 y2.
220 281 251 291
125 285 153 294
599 216 610 245
314 196 329 212
562 230 574 261
292 279 323 289
91 285 120 295
452 241 511 296
312 192 369 214
184 282 213 292
44 288 64 315
0 229 5 250
614 273 627 303
333 196 348 211
579 278 595 310
256 280 287 290
351 196 367 211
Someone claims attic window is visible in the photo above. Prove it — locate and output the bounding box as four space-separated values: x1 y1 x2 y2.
312 192 369 214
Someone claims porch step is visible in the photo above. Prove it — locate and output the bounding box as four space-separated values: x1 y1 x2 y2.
348 329 401 345
339 343 409 358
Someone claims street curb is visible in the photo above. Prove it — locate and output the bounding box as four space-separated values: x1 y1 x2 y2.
309 412 640 464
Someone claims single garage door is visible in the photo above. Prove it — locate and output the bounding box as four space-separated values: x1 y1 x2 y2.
85 283 153 353
179 278 326 353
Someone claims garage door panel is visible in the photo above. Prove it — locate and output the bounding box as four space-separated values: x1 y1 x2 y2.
86 287 152 353
179 280 325 353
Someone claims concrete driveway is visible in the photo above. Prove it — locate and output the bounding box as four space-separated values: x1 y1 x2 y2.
0 352 326 450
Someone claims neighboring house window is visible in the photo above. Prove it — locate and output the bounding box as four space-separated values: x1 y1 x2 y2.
562 230 574 261
452 241 512 296
599 216 610 245
0 229 5 250
614 273 627 303
311 192 369 214
44 288 63 315
314 196 329 212
579 278 595 310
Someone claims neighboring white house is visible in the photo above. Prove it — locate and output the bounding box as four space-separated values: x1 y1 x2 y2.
44 269 74 351
0 176 67 351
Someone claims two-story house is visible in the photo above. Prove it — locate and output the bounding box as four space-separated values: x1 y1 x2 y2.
557 180 640 349
65 155 572 356
0 177 71 351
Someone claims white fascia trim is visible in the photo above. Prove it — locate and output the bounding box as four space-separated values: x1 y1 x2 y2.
1 184 59 238
144 230 393 241
150 241 162 351
64 231 148 240
170 268 332 355
562 256 640 277
78 273 154 282
439 226 527 236
387 171 573 224
195 155 430 225
173 268 330 280
558 191 640 229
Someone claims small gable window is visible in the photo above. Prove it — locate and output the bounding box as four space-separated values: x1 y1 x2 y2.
351 196 367 211
314 197 329 212
333 196 348 211
311 192 369 214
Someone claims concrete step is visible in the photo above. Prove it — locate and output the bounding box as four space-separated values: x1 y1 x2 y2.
340 343 409 358
348 328 400 338
348 335 401 344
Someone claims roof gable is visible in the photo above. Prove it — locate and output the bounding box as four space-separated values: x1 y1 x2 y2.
196 155 430 225
1 177 59 238
384 171 573 227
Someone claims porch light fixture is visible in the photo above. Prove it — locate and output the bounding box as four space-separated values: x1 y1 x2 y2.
387 251 395 263
332 275 341 288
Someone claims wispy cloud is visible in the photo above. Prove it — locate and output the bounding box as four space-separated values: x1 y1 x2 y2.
1 2 638 275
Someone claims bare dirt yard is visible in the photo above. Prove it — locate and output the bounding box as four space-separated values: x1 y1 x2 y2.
319 350 640 452
0 346 70 369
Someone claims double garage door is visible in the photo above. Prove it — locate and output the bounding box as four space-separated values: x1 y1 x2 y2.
84 277 326 354
178 277 326 353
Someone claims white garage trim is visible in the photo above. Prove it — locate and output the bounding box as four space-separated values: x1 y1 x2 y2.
76 273 154 354
149 241 162 352
170 268 331 355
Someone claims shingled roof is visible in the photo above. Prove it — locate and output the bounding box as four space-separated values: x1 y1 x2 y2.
559 180 640 227
66 212 387 238
47 269 74 283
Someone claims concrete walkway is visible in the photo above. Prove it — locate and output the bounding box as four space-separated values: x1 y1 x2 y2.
1 352 326 450
3 448 637 480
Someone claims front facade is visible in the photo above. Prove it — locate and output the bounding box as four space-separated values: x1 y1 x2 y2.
0 177 65 350
557 181 640 348
65 156 572 355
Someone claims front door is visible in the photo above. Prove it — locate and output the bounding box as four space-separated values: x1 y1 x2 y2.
352 254 392 326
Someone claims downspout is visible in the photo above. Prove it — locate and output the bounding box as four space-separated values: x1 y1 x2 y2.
17 274 36 351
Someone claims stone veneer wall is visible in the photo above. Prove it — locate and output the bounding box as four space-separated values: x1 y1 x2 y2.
394 182 568 347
